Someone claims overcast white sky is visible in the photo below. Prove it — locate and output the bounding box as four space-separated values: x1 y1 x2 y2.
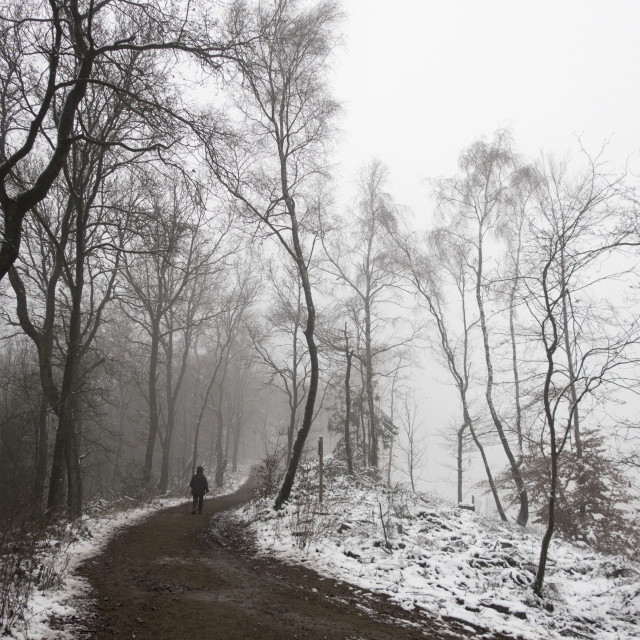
329 1 640 500
333 0 640 216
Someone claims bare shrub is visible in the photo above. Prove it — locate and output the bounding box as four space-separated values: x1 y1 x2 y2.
0 505 82 635
0 510 38 632
284 457 343 551
254 435 287 499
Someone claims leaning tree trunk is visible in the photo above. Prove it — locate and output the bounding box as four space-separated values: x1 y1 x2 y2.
287 322 300 459
467 416 507 521
509 268 524 455
534 333 559 596
274 196 319 510
534 439 557 596
476 229 528 526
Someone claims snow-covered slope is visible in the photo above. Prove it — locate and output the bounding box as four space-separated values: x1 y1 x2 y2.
233 462 640 640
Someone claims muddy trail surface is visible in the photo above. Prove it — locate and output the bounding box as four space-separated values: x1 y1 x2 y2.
55 479 518 640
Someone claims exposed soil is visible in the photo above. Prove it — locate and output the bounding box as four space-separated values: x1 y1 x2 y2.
53 479 518 639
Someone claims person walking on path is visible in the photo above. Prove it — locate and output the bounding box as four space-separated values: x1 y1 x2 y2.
189 466 209 514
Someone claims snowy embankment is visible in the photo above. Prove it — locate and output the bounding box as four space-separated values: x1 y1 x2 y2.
3 473 247 640
232 462 640 640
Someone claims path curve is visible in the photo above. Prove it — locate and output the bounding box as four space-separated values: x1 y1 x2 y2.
57 479 512 639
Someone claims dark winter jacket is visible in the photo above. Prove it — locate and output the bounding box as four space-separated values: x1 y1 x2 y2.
190 470 209 497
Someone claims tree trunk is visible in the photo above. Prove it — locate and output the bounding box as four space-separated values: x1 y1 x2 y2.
274 196 319 510
534 450 557 596
110 396 126 492
476 227 528 526
192 363 219 478
509 268 523 454
560 250 585 522
287 321 300 459
359 388 367 462
159 319 192 492
231 394 243 473
364 298 378 467
143 320 160 486
456 423 466 505
46 418 65 514
33 394 49 509
158 328 174 492
534 330 559 596
344 326 354 475
215 351 230 488
468 418 507 521
57 201 87 518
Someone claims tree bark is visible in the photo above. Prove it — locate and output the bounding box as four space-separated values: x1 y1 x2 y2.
344 325 354 475
457 423 466 505
215 350 231 488
0 9 94 281
33 394 50 509
57 189 88 518
476 225 528 526
143 320 161 486
47 425 66 515
534 304 559 596
364 296 378 467
274 197 319 510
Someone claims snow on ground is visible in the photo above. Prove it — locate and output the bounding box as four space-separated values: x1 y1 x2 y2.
12 495 184 640
231 460 640 640
3 473 248 640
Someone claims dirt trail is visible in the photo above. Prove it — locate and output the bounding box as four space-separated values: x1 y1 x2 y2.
55 480 510 639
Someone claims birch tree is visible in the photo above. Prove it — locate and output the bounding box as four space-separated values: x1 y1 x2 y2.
321 160 405 468
207 0 341 509
433 130 529 526
522 151 640 594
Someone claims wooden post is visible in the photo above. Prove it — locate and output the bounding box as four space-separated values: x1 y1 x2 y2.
318 436 324 503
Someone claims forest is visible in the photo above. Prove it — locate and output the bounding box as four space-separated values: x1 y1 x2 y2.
1 0 639 618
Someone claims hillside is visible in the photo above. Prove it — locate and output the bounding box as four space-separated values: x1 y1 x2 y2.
3 466 638 639
231 460 640 640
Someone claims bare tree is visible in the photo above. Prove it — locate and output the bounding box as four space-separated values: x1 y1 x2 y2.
395 392 426 493
190 258 259 480
321 160 406 468
250 260 311 459
6 89 143 515
206 0 341 509
393 228 508 519
0 0 249 281
342 323 354 474
521 151 640 595
433 130 529 526
120 172 232 489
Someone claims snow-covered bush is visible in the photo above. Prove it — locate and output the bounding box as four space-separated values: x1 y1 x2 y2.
517 431 640 558
0 510 75 633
